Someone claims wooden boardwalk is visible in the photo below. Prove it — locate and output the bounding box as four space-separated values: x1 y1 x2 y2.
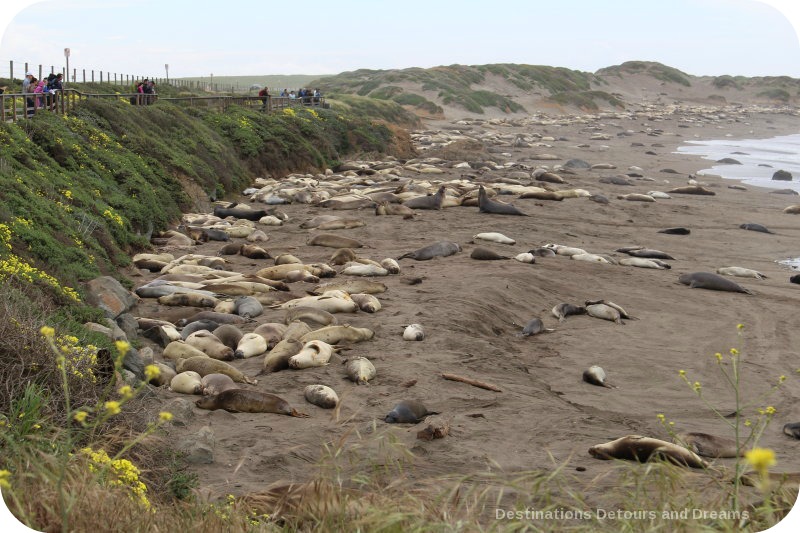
1 90 326 123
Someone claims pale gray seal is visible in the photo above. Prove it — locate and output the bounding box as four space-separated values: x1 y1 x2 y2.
588 435 708 468
398 241 461 261
470 247 509 260
551 303 586 321
783 422 800 439
582 365 614 388
678 272 753 294
478 185 528 216
384 400 439 424
517 318 553 337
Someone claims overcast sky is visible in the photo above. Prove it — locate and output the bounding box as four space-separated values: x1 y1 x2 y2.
1 0 799 80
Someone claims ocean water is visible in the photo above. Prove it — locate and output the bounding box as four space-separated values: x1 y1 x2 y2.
675 133 800 270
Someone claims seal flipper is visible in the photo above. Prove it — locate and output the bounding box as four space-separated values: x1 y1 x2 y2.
291 409 310 418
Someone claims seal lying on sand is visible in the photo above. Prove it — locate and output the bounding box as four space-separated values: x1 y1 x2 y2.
403 185 446 210
478 185 528 216
588 435 708 468
384 400 439 423
677 432 741 458
678 272 752 294
398 241 461 261
739 223 774 234
213 203 267 221
196 389 308 417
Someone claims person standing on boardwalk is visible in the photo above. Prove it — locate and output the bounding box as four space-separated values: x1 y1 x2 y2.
258 86 270 110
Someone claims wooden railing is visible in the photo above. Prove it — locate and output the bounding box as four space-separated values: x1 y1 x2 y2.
1 90 327 123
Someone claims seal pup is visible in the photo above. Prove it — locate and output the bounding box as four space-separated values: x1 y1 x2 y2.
212 324 244 350
384 400 439 424
329 248 357 266
234 333 268 359
516 318 553 337
472 232 516 245
618 247 675 260
402 324 425 341
350 293 381 313
200 373 238 396
403 185 446 210
307 234 365 249
588 435 708 468
676 432 741 458
380 258 401 274
791 274 800 285
284 307 338 327
716 267 766 280
170 371 203 394
478 185 528 216
398 241 461 261
470 247 510 260
658 227 691 235
783 205 800 214
668 185 715 196
176 356 257 384
585 299 634 320
551 303 586 321
345 357 376 385
585 303 623 325
213 203 267 221
530 247 556 258
739 223 774 234
678 272 752 294
619 257 671 270
375 202 415 218
196 390 308 417
513 252 536 264
304 384 339 409
582 365 614 388
288 340 335 369
783 422 800 439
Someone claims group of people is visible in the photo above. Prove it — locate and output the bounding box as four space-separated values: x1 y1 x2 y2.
132 79 156 105
279 87 322 104
22 71 63 116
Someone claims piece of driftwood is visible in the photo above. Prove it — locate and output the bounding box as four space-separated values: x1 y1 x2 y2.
441 373 502 392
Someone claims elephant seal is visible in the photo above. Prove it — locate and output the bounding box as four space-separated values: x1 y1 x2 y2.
384 400 439 424
588 435 708 468
345 357 376 384
163 340 209 362
350 293 381 313
304 384 339 409
668 185 715 196
519 190 563 201
307 234 365 249
582 365 614 388
260 339 303 374
213 203 267 221
784 205 800 214
200 373 238 396
585 303 624 325
473 232 515 245
196 389 308 417
470 247 509 260
402 324 425 341
380 258 400 274
513 253 536 264
478 185 528 216
301 325 374 344
234 333 268 359
739 223 774 234
517 318 553 337
233 296 263 318
176 311 248 327
678 272 752 294
676 432 741 458
288 340 335 369
311 279 387 295
658 227 691 235
275 253 303 265
376 202 415 218
716 267 766 280
240 244 271 259
403 185 446 210
284 306 338 327
212 324 243 350
218 243 243 255
176 356 257 384
619 257 671 270
185 331 235 361
158 293 218 308
618 247 675 260
180 320 221 340
783 422 800 439
170 371 203 394
530 247 556 257
398 241 461 261
551 303 586 321
585 300 634 320
329 248 357 266
791 274 800 285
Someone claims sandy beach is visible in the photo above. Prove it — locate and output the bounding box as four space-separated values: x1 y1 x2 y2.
133 103 800 511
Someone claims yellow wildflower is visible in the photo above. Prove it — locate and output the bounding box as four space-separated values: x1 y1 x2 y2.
737 323 744 330
730 348 739 356
158 411 173 423
765 406 776 415
0 470 11 490
115 340 130 357
144 365 160 381
745 447 776 476
118 385 133 400
714 352 723 362
40 326 55 338
104 401 121 416
73 411 88 423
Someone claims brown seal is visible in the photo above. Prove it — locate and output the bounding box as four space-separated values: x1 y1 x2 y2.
470 247 509 260
240 244 271 259
588 435 708 468
196 389 308 417
676 432 741 458
307 234 365 249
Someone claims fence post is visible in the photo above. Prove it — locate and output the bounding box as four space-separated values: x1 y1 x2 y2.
24 62 28 75
9 61 12 81
50 65 54 74
91 71 94 82
82 69 86 83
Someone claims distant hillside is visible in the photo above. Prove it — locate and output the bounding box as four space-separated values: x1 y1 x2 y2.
300 61 800 119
